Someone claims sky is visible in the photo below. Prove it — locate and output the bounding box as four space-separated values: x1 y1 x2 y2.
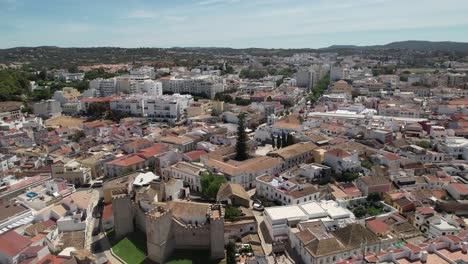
1 0 468 49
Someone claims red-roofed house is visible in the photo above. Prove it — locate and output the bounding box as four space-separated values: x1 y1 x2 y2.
366 219 390 237
122 138 154 154
102 204 114 230
105 154 148 177
324 148 361 173
446 183 468 200
183 150 208 162
0 231 32 264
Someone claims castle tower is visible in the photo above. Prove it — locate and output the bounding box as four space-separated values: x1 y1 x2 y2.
111 189 134 240
209 204 225 260
146 205 175 264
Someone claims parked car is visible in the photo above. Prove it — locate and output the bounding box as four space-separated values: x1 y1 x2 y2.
253 202 264 211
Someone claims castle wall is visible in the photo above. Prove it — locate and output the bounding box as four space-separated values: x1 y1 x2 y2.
112 194 134 240
146 209 175 264
210 216 225 259
134 205 147 233
173 220 211 249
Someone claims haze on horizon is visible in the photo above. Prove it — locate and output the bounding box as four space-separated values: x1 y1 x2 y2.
1 0 468 49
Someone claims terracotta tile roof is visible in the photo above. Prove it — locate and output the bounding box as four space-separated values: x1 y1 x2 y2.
367 219 390 234
332 223 379 250
0 231 32 257
183 149 208 161
268 142 317 159
136 143 168 158
102 204 113 221
123 138 153 150
416 207 435 215
359 176 390 186
217 183 250 202
106 154 146 167
160 135 194 145
450 183 468 194
325 148 351 158
83 120 106 129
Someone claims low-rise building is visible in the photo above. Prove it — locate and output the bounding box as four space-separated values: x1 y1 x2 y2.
33 100 62 119
323 148 361 173
264 200 355 240
356 176 392 196
256 175 320 205
446 183 468 200
267 142 317 169
51 160 92 185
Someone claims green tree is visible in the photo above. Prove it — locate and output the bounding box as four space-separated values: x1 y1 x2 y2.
287 133 294 146
361 159 373 170
367 192 382 203
298 115 304 124
235 113 249 161
68 65 79 73
225 206 242 220
417 140 431 149
281 132 287 148
353 207 366 218
226 242 237 264
200 172 227 199
38 69 47 81
336 170 359 182
72 130 86 142
277 134 283 149
271 134 276 149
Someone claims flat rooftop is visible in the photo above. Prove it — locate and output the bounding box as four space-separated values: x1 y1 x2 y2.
266 205 308 222
265 200 354 223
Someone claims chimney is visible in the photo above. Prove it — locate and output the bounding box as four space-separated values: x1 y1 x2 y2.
420 251 428 263
462 242 468 254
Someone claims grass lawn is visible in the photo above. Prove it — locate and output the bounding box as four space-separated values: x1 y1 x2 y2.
110 231 148 264
166 260 193 264
408 69 434 74
165 250 220 264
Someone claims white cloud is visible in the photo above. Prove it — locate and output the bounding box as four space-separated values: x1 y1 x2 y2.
196 0 240 6
124 9 157 19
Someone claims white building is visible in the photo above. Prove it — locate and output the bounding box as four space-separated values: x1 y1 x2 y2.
438 137 468 159
89 78 118 97
130 66 156 79
161 76 225 99
136 80 163 96
164 161 207 192
33 100 62 119
298 163 332 181
427 216 461 238
430 125 447 140
0 154 17 172
52 87 81 105
255 174 320 205
110 94 193 123
264 200 355 240
323 149 361 173
55 72 85 82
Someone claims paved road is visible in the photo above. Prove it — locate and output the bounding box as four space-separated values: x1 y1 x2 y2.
92 232 124 264
85 189 100 251
252 210 275 264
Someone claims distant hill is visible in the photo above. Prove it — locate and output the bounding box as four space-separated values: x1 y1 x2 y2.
382 40 468 52
322 40 468 53
1 40 467 69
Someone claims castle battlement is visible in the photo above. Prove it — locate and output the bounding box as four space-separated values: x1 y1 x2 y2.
146 205 170 220
208 204 224 220
111 188 129 200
